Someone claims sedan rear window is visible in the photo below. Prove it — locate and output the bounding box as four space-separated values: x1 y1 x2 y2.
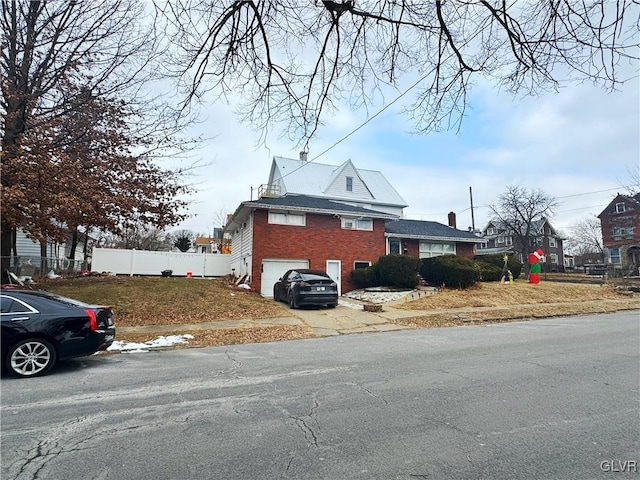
300 273 332 281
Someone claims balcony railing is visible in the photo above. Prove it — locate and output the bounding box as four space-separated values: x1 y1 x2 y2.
257 184 281 198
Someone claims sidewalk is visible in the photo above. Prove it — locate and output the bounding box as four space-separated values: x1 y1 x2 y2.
117 297 640 339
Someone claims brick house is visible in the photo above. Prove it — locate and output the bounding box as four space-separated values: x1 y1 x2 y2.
597 193 640 274
225 155 483 295
225 194 398 295
477 217 565 271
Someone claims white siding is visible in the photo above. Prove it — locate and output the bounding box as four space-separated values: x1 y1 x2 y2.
229 213 254 280
324 163 373 200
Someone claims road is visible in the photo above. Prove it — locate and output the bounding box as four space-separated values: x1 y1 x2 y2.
2 312 639 480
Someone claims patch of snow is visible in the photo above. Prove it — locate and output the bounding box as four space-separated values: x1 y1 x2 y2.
108 334 195 353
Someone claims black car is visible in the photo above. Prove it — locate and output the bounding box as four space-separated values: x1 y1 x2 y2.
273 269 339 309
1 289 115 378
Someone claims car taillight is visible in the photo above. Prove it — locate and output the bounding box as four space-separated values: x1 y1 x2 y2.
296 281 311 290
85 309 98 331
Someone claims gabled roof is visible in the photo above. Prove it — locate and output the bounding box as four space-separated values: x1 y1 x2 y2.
385 219 484 243
598 192 640 218
268 156 407 208
225 194 398 231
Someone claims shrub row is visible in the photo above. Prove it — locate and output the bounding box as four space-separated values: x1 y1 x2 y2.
351 253 523 290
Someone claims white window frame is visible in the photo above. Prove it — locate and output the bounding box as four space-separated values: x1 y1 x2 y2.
548 237 557 248
615 202 625 213
487 227 497 235
505 236 513 246
549 253 558 265
341 217 373 231
268 211 306 226
354 261 372 269
346 176 353 192
419 242 456 258
496 236 505 244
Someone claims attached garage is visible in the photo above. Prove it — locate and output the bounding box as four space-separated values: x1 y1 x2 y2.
261 259 309 297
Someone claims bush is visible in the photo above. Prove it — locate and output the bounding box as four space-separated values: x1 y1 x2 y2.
350 254 421 289
475 261 503 282
420 255 479 289
473 253 523 280
350 265 379 288
376 254 421 288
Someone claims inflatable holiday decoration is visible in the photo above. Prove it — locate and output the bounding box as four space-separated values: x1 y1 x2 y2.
528 249 544 284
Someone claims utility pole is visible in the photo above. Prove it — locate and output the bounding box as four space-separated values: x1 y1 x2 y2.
469 186 476 232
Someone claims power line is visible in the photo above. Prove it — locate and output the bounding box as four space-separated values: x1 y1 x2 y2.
269 73 431 184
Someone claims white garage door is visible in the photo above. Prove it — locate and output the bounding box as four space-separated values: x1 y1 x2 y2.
261 259 309 297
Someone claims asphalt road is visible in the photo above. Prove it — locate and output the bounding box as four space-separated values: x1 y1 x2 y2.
2 312 639 480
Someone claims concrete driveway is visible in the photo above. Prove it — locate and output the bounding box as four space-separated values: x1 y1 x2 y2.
288 298 420 336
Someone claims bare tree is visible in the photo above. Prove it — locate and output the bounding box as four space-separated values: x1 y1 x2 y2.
566 215 605 260
99 227 173 251
157 1 639 144
621 164 640 195
489 186 559 266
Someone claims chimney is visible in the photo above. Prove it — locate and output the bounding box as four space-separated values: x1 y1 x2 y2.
300 151 308 162
448 211 456 229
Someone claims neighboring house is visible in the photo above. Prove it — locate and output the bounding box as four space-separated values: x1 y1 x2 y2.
194 236 218 254
477 217 565 271
224 194 398 295
263 154 408 216
597 193 640 273
384 213 483 260
12 228 92 276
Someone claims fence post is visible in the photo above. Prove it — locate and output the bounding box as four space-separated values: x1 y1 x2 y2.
130 249 136 277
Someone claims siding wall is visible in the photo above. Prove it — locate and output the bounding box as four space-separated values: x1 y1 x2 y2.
324 163 372 200
229 214 254 279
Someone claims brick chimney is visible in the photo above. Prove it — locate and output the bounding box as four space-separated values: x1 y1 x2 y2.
448 211 456 229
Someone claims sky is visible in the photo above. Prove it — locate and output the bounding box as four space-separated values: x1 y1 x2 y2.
172 69 639 238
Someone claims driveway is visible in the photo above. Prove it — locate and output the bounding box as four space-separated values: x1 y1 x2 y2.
288 298 420 336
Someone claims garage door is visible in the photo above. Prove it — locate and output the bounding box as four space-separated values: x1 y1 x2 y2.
261 259 309 297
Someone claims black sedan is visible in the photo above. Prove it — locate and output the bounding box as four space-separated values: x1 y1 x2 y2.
273 269 339 309
1 289 115 378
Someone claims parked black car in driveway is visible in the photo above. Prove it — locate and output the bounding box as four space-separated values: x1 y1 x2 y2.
1 289 115 378
273 269 339 309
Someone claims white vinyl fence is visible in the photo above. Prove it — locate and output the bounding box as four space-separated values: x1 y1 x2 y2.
91 248 231 277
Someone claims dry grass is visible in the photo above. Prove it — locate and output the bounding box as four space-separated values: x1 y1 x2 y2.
393 280 631 310
116 325 316 348
391 279 640 329
38 275 291 327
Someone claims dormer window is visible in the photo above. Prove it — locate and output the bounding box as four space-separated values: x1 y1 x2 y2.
346 176 353 192
487 227 497 235
615 202 625 213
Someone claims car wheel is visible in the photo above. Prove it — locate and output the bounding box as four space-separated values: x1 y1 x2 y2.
328 302 338 308
7 338 57 378
273 286 279 302
288 292 298 309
